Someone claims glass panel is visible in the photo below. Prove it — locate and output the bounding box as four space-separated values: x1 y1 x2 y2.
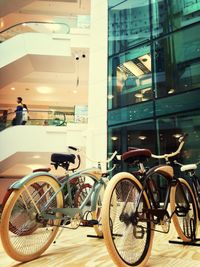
155 89 200 117
108 0 150 55
108 101 153 126
108 120 156 172
154 23 200 98
157 110 200 176
108 45 152 109
0 21 70 42
151 0 200 38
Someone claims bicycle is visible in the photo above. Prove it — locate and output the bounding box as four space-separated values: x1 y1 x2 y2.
102 136 198 267
174 159 200 220
0 146 117 262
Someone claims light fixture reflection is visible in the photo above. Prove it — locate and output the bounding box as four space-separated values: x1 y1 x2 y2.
168 89 175 94
108 94 114 99
138 135 147 140
173 134 182 139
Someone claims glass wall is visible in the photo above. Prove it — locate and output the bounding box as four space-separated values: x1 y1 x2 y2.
108 0 200 175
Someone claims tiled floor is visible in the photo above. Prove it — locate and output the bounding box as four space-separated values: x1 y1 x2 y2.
1 224 200 266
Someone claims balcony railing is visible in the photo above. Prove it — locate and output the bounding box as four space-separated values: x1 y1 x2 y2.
0 21 70 42
0 109 69 131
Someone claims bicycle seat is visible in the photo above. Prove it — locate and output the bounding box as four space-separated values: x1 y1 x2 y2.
180 164 197 172
51 153 75 164
122 148 152 164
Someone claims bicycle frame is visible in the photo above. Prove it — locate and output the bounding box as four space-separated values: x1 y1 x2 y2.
132 165 191 227
8 167 107 222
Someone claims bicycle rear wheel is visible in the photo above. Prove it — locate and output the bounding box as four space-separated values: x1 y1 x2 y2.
102 172 154 267
1 175 63 262
2 183 44 236
170 178 198 242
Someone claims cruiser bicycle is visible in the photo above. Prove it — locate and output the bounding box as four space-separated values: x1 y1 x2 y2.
102 136 198 267
0 147 117 262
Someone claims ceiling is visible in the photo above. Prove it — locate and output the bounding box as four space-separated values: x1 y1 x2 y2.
0 0 90 110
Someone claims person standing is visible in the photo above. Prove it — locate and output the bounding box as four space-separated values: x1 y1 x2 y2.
12 97 23 125
22 104 28 125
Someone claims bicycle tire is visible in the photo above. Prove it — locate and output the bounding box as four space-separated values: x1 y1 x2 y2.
191 177 200 220
102 172 154 267
1 175 63 262
170 178 198 242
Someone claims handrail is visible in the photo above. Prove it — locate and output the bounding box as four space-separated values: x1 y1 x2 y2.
0 109 68 130
0 21 70 42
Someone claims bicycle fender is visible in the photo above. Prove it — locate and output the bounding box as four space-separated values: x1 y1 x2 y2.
91 181 106 211
9 172 60 190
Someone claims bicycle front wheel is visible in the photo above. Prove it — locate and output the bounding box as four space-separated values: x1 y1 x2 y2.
170 178 198 242
1 175 63 262
102 172 154 267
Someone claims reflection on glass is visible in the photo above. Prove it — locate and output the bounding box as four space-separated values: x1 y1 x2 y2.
151 0 200 37
154 23 200 98
108 48 152 109
108 0 150 55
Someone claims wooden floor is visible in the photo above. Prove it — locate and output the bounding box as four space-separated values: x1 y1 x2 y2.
1 224 200 267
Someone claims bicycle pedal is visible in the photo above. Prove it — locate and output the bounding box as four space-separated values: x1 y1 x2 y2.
175 206 188 217
80 220 98 227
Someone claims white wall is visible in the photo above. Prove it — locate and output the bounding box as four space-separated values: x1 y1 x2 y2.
86 0 108 170
0 124 87 161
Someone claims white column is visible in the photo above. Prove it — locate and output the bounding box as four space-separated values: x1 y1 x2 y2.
86 0 108 169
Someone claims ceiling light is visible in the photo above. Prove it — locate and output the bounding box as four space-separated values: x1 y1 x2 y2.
36 86 53 94
32 155 41 159
73 90 77 94
11 87 15 91
138 135 147 140
111 136 118 141
0 18 4 28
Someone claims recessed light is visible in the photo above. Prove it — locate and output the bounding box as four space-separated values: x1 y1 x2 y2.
111 136 118 141
36 86 53 94
22 23 26 26
73 90 77 94
11 87 15 91
0 19 4 28
33 155 41 159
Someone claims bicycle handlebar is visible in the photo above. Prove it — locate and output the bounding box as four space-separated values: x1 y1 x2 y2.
151 135 186 159
67 146 118 164
83 150 118 164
